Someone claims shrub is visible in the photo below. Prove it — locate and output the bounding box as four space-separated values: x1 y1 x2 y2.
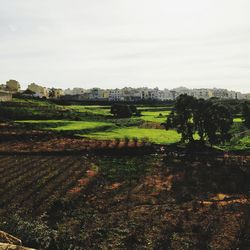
114 137 121 145
132 137 138 143
124 136 130 144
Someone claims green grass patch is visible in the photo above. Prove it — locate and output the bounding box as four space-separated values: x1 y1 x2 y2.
216 136 250 151
65 105 111 116
81 127 180 144
140 110 170 123
137 106 172 111
233 117 243 123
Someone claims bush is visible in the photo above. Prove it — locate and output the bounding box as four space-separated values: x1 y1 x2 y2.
124 136 130 144
111 104 132 118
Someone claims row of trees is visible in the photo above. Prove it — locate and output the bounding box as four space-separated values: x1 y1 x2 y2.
164 95 233 145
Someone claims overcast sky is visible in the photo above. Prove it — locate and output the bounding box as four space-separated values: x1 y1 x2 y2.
0 0 250 92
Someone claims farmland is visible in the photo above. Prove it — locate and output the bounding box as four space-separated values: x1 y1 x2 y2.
0 153 249 249
0 97 250 249
10 98 249 150
12 99 181 145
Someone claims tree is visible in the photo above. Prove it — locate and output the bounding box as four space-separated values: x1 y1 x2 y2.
129 104 141 116
193 98 208 142
164 95 233 145
204 103 233 145
242 102 250 128
110 104 132 118
164 94 196 143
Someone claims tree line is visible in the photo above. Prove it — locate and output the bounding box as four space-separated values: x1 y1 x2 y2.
163 94 234 145
163 95 250 145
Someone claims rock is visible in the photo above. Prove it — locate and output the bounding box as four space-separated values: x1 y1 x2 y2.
0 231 22 245
0 243 35 249
0 231 35 250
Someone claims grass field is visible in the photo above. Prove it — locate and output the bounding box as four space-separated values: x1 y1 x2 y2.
9 99 249 149
14 102 177 144
66 105 111 116
233 117 243 123
82 127 180 144
16 119 179 144
140 110 170 123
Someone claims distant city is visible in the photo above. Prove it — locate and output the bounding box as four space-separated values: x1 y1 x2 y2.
0 79 250 102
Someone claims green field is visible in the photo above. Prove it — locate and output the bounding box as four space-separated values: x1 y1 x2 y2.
233 117 243 123
82 127 180 144
9 99 249 149
140 110 170 123
65 105 111 116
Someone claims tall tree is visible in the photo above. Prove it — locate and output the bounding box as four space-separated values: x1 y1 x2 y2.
204 103 233 145
165 94 196 143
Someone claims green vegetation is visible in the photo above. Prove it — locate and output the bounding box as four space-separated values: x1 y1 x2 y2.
1 97 249 150
233 117 243 123
1 98 250 249
65 105 111 116
242 102 250 128
165 95 233 145
140 110 170 123
0 97 74 120
81 127 181 144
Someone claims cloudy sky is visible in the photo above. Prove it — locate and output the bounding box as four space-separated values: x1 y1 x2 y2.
0 0 250 92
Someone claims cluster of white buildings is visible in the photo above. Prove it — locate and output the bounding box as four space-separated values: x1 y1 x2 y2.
63 86 249 101
1 79 250 101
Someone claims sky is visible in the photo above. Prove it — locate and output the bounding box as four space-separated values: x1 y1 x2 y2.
0 0 250 92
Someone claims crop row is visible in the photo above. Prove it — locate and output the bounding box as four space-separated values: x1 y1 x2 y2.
0 157 61 206
0 155 95 215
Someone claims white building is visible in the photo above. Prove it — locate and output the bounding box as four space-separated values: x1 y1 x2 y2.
211 88 229 99
190 89 213 99
64 88 86 95
163 89 173 100
109 89 123 101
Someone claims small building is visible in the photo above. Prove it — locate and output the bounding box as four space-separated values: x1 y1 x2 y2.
109 89 123 101
0 91 12 102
